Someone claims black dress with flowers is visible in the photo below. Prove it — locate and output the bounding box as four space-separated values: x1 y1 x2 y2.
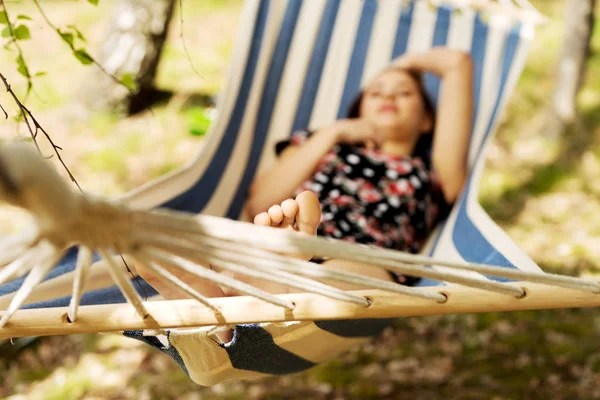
275 130 451 285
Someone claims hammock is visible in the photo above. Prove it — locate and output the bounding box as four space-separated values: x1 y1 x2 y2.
0 0 581 387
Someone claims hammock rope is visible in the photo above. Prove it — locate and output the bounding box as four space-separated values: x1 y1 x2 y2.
68 245 94 322
140 225 528 298
187 237 449 302
0 241 63 327
98 249 150 320
0 142 599 336
439 0 547 25
135 232 373 305
139 247 296 310
142 249 370 308
177 213 600 293
135 231 443 302
135 255 223 313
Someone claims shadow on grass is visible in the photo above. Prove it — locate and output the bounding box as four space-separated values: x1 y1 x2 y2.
129 88 216 115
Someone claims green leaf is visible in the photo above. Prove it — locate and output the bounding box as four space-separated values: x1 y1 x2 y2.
1 26 9 38
59 31 74 47
35 71 46 77
16 55 29 78
17 63 28 78
0 11 8 24
16 15 32 20
73 48 93 65
87 0 99 5
67 24 86 41
120 73 137 91
187 108 213 137
13 24 31 40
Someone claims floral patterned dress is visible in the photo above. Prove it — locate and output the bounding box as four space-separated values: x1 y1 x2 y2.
276 130 451 285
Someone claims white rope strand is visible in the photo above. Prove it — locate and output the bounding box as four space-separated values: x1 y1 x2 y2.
136 233 371 306
98 249 149 319
130 252 221 313
209 237 525 297
329 245 600 293
0 244 43 286
68 246 93 323
139 248 295 310
0 242 61 328
204 254 370 307
165 233 448 302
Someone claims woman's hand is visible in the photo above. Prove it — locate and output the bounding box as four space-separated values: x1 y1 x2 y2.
391 48 471 77
390 53 414 70
330 118 382 148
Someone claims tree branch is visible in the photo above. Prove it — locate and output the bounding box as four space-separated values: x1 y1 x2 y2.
0 102 7 119
0 72 81 191
179 0 204 81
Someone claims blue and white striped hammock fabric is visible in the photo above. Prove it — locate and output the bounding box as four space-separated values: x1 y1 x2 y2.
0 0 540 386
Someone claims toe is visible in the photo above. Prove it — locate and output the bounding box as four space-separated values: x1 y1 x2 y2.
280 199 299 228
295 191 321 235
267 205 284 226
253 212 271 226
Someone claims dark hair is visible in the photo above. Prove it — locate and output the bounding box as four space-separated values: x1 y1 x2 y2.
346 69 435 165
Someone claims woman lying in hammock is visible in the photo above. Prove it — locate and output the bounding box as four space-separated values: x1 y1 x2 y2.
137 47 473 341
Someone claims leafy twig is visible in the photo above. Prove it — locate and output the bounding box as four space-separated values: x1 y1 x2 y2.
0 71 81 190
179 0 204 81
32 0 135 93
0 0 33 97
32 0 166 126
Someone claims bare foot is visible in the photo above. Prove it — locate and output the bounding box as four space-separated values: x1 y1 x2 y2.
136 191 320 299
134 191 322 344
252 191 321 260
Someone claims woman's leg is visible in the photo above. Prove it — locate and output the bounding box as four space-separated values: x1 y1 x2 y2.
246 190 395 293
135 258 227 300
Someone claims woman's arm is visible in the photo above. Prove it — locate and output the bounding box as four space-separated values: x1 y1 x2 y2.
395 48 473 203
247 119 379 216
246 128 337 216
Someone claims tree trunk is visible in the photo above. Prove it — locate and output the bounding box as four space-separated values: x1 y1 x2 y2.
551 0 596 126
79 0 176 114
